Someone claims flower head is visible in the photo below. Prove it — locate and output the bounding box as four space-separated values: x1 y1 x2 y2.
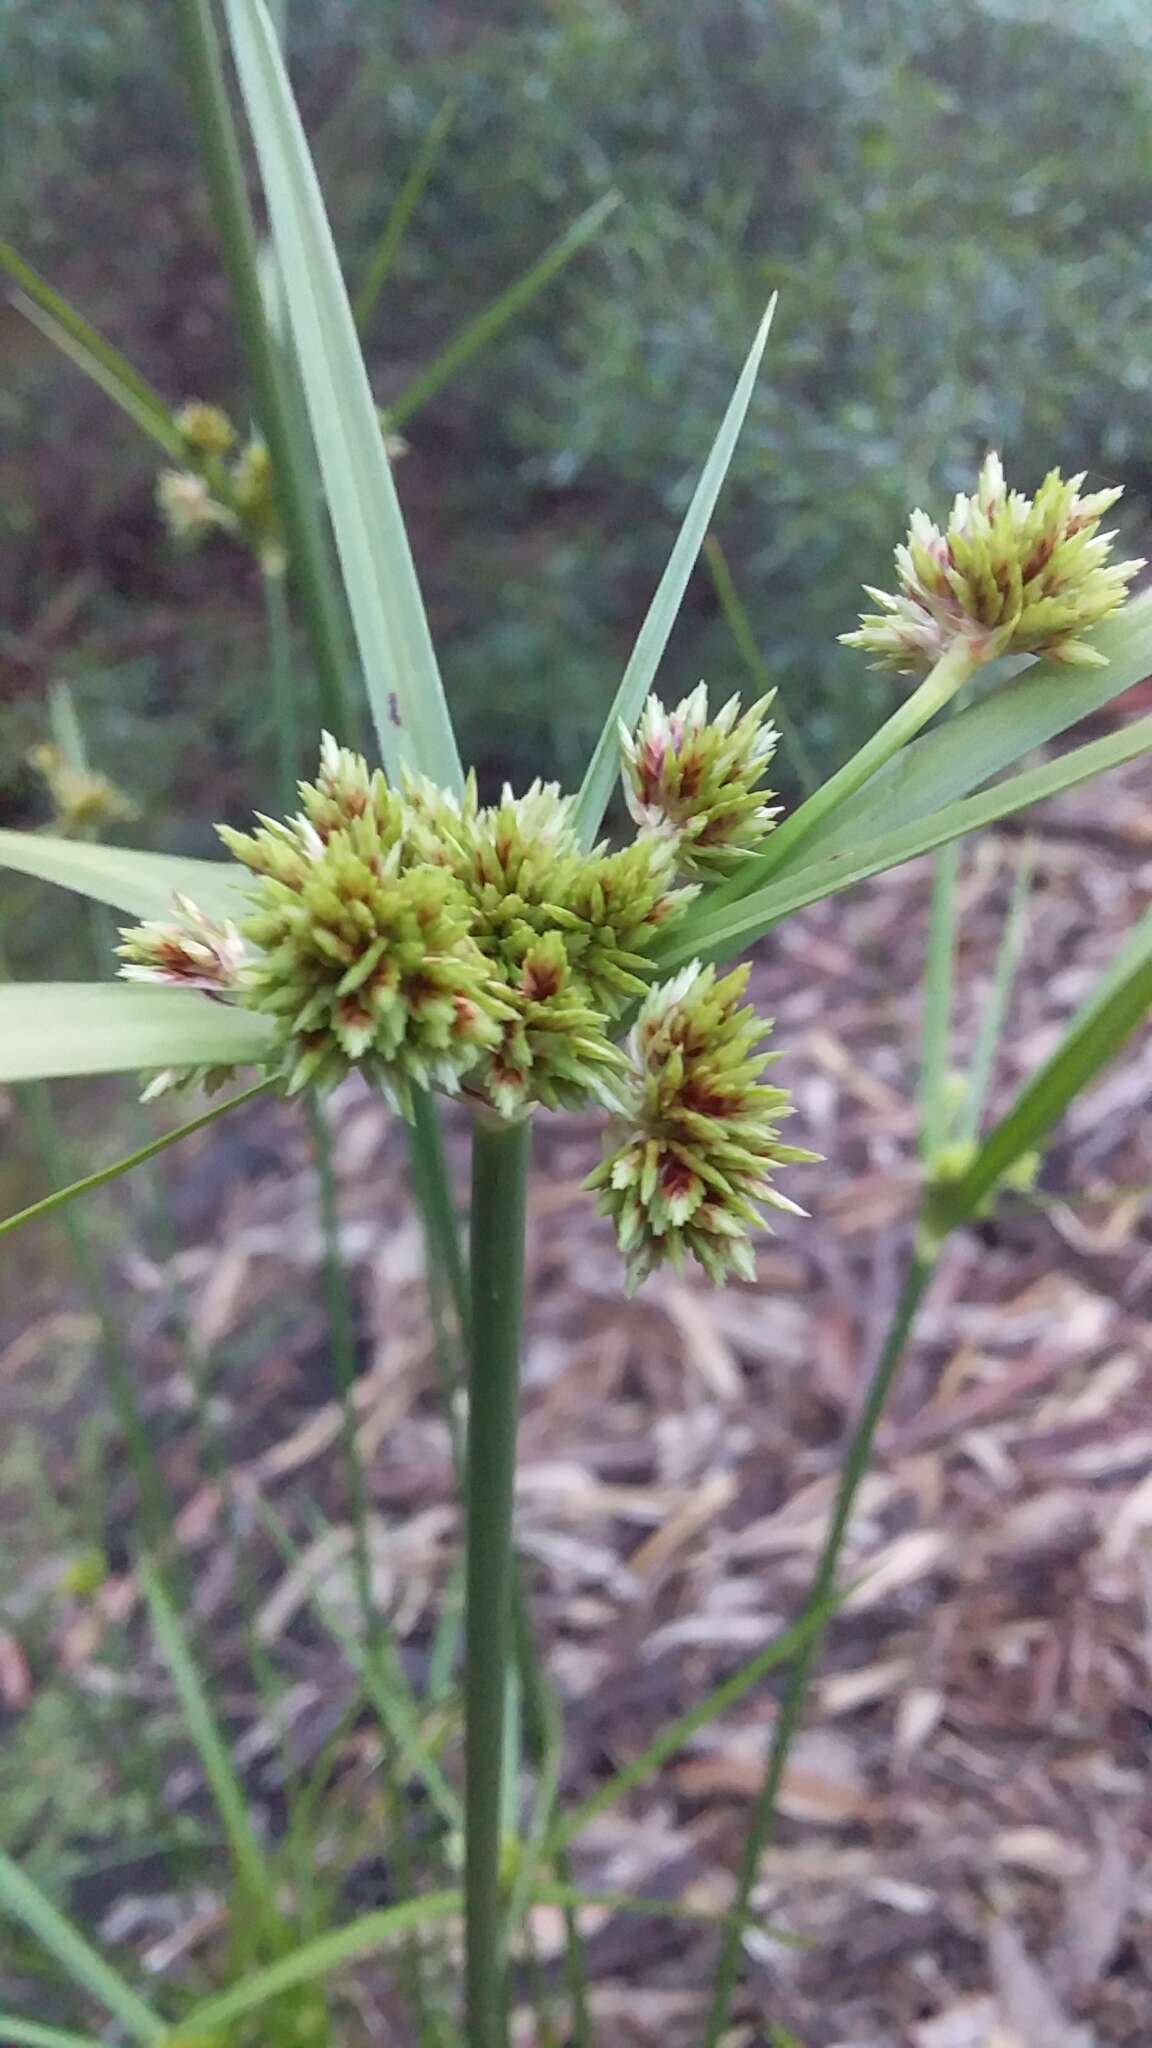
117 893 247 993
28 743 137 838
175 401 237 457
842 453 1143 674
212 744 509 1109
402 776 692 1114
158 406 283 571
157 468 230 546
621 684 780 876
587 961 815 1289
229 438 284 574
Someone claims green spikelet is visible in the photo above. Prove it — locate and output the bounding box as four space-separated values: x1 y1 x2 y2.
842 452 1143 675
587 962 816 1289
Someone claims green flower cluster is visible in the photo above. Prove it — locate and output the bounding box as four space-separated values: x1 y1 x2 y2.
620 683 779 876
157 402 284 574
401 773 689 1115
842 452 1143 675
118 697 812 1284
587 962 815 1289
119 737 695 1123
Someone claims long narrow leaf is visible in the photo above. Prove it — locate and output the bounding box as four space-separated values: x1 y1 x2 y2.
958 842 1036 1145
0 2023 107 2048
0 984 275 1083
934 908 1152 1230
772 593 1152 876
0 1081 272 1240
703 533 818 794
571 298 777 848
661 710 1152 971
0 243 182 458
223 0 462 793
0 829 248 922
388 192 620 430
0 1850 164 2042
169 1891 465 2035
918 844 961 1162
354 96 459 330
141 1564 274 1913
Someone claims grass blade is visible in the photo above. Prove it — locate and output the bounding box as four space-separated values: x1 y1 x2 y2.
175 0 357 738
571 298 777 848
932 907 1152 1231
543 1602 828 1857
661 710 1152 971
168 1892 465 2035
140 1563 275 1915
702 534 818 794
957 841 1036 1145
388 192 621 430
0 2023 108 2048
0 242 183 457
528 1884 806 1938
354 96 459 330
918 844 961 1163
773 592 1152 875
0 984 275 1083
222 0 462 792
0 1850 165 2042
0 828 248 922
0 1081 272 1240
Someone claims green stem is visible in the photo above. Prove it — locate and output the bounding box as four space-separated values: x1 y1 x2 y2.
702 535 818 796
706 639 980 914
464 1113 531 2048
701 1248 938 2046
173 0 354 737
263 567 299 806
919 843 961 1164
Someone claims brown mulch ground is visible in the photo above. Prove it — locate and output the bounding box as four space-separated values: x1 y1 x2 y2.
2 763 1151 2046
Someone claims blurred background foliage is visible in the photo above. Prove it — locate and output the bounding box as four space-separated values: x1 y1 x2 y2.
3 0 1152 859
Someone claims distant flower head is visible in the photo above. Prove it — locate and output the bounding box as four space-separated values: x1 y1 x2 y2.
158 403 283 572
620 684 780 877
157 468 230 546
587 961 815 1289
27 743 137 839
229 438 284 575
175 401 237 458
842 453 1143 675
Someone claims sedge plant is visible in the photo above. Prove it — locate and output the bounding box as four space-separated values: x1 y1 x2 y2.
4 3 1152 2041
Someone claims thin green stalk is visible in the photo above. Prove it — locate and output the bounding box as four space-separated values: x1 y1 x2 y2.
354 97 459 332
0 1082 272 1240
173 0 354 736
701 1250 937 2046
702 535 818 795
706 639 980 913
957 840 1035 1145
410 1088 472 1336
17 1077 170 1554
514 1599 591 2048
264 566 300 803
464 1113 531 2048
919 842 961 1164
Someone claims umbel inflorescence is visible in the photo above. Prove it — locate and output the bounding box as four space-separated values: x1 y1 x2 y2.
121 451 1140 1284
119 692 797 1284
